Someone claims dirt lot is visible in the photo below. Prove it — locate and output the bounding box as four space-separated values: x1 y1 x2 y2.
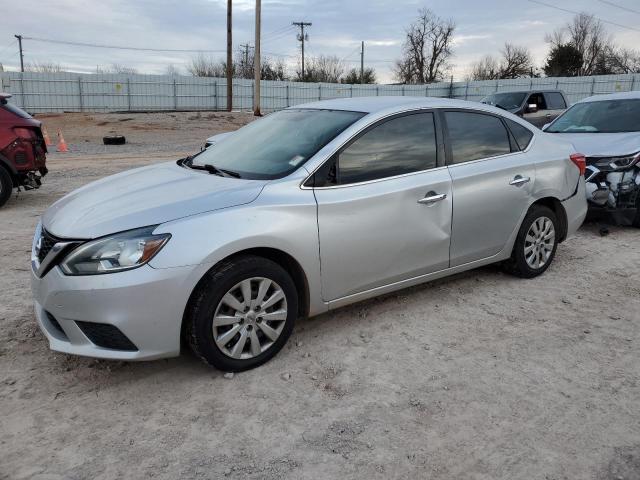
1 112 639 480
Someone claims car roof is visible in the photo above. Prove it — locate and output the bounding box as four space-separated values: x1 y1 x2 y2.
578 90 640 103
0 93 11 100
291 96 515 115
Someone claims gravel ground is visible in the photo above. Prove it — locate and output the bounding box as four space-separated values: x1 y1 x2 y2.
1 112 639 480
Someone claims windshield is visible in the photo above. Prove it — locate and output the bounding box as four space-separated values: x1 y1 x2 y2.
192 108 365 179
0 99 32 119
547 99 640 133
482 92 526 110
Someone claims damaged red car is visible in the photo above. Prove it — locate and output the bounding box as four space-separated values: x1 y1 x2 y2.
0 93 48 207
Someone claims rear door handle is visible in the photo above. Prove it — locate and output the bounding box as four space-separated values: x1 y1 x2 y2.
509 175 530 186
418 192 447 205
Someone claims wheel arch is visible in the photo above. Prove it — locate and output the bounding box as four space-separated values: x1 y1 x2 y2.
0 152 17 180
181 247 311 338
530 196 568 242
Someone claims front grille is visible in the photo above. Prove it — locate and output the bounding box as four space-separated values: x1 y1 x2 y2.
76 321 138 351
45 311 67 338
38 229 60 262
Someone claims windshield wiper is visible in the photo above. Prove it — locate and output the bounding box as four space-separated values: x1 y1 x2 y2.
182 157 242 178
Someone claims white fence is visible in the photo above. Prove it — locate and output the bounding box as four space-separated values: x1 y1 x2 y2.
1 71 638 113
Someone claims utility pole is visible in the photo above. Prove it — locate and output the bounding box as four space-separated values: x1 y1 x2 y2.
292 21 312 80
253 0 261 116
226 0 233 112
14 35 24 72
240 43 253 77
360 41 364 84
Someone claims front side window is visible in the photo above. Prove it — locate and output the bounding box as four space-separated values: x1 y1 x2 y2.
546 99 640 133
527 93 547 111
191 109 365 179
545 92 567 110
334 112 438 185
444 111 512 164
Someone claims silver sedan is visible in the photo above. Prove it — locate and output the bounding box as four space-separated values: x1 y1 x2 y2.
30 97 587 371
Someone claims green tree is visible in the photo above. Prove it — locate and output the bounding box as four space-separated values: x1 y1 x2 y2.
341 67 377 84
544 44 583 77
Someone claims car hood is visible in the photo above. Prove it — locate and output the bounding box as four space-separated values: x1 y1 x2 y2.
43 161 267 239
552 132 640 157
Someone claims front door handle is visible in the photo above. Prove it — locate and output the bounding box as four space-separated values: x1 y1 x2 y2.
418 192 447 205
509 175 531 186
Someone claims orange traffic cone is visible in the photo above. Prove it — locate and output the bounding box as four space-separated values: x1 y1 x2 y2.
57 131 68 153
42 126 53 146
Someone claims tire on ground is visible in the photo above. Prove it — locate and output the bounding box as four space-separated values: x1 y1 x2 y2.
503 204 559 279
184 255 298 372
103 135 126 145
0 166 13 208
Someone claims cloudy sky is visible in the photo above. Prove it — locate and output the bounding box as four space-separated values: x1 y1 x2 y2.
1 0 639 82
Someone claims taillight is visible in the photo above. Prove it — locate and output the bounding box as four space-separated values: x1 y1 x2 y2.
570 153 586 175
13 127 37 140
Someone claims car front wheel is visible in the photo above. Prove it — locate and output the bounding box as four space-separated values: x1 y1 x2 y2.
0 166 13 208
504 205 559 278
185 255 297 371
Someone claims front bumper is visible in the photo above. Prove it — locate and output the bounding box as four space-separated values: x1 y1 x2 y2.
31 263 203 361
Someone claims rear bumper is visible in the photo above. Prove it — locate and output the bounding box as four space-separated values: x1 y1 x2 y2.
562 177 588 238
31 263 206 361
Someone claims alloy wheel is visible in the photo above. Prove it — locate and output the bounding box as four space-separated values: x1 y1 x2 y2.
212 277 288 359
524 216 555 269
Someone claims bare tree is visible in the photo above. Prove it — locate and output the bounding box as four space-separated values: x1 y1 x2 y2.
547 13 612 76
469 44 533 80
607 47 640 74
187 54 227 77
469 55 501 80
0 63 4 72
108 64 138 74
25 61 64 73
394 8 455 84
235 49 288 80
165 64 181 76
296 55 345 83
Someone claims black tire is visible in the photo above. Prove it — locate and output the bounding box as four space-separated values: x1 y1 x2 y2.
504 205 559 278
185 255 298 371
103 135 126 145
633 194 640 227
0 166 13 208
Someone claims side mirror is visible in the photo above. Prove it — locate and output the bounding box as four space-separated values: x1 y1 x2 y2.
527 103 538 113
542 123 551 131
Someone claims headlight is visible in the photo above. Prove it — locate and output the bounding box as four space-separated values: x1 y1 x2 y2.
60 226 170 275
593 153 640 171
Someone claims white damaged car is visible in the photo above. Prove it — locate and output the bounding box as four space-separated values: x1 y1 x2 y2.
544 91 640 226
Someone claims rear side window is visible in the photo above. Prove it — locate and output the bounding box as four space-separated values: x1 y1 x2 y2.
545 92 567 110
444 112 511 164
505 118 534 150
336 112 438 185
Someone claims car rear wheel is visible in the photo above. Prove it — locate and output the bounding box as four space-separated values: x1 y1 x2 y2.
185 255 297 371
504 205 559 278
0 166 13 208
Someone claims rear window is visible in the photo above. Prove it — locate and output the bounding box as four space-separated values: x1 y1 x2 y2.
505 119 534 150
545 92 567 110
0 99 32 119
444 111 512 164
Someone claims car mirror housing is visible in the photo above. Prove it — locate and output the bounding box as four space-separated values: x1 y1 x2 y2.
527 104 538 114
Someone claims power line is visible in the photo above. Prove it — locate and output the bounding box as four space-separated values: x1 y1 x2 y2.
0 39 17 58
21 36 227 53
596 0 640 15
526 0 640 32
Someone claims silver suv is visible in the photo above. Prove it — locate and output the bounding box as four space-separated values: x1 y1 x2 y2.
31 97 587 371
